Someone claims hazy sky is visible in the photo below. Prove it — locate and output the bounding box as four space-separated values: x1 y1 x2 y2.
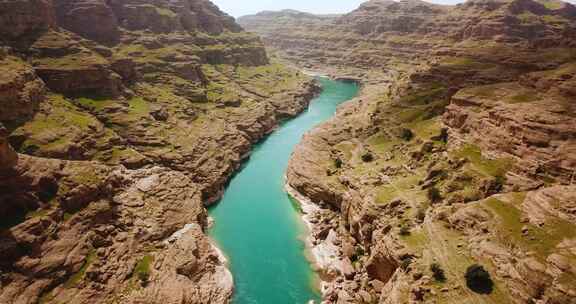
212 0 466 18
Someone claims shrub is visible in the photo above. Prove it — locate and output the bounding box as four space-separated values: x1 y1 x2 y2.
400 255 413 270
361 152 374 162
416 208 426 223
399 128 414 141
399 225 411 236
134 255 153 284
137 270 150 283
427 187 442 204
334 158 343 169
465 264 493 294
431 128 449 143
351 246 365 262
430 263 446 282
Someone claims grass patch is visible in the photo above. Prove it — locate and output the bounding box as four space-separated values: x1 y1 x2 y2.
466 84 500 98
35 52 108 70
376 185 398 205
75 97 116 111
367 132 399 153
400 84 447 105
453 144 514 178
408 118 441 140
401 230 429 250
484 197 576 260
11 94 100 154
134 255 154 282
540 0 565 10
128 97 150 116
507 92 540 103
518 12 539 24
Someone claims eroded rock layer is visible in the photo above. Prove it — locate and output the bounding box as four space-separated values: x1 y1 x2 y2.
0 0 319 303
241 0 576 303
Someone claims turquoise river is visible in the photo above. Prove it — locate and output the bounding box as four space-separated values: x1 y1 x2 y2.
208 77 359 304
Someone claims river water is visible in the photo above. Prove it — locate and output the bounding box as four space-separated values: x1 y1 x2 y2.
208 78 359 304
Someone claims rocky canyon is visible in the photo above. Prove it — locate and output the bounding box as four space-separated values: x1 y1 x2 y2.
242 0 576 303
1 0 576 303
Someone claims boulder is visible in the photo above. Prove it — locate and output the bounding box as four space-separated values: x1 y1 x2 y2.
0 56 46 124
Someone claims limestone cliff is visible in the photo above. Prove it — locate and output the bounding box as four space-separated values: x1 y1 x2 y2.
0 0 319 303
242 0 576 303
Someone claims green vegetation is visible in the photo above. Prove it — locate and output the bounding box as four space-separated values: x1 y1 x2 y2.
416 208 427 223
205 81 239 103
376 173 426 206
400 256 413 270
536 48 576 63
399 225 411 236
453 144 514 179
361 152 374 162
367 132 398 153
400 84 447 105
12 94 100 154
408 118 442 141
75 96 116 111
401 230 428 250
540 0 565 10
518 12 540 24
130 4 178 17
484 196 576 261
63 212 74 221
64 249 97 288
440 57 496 70
542 14 567 24
427 187 442 204
134 255 154 283
128 97 150 116
466 84 501 98
465 264 494 294
115 43 200 65
430 263 447 282
376 185 398 205
334 158 343 169
507 92 540 104
34 52 108 69
398 128 414 141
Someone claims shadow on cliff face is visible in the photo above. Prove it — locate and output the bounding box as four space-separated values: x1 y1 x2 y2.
0 169 59 231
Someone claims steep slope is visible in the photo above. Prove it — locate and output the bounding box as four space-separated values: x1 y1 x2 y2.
245 0 576 303
0 1 319 303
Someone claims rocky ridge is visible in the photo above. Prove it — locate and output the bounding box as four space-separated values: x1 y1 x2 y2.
243 0 576 303
0 0 320 303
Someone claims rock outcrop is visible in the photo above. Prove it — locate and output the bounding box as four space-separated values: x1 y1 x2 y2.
0 0 56 45
0 55 46 125
54 0 121 44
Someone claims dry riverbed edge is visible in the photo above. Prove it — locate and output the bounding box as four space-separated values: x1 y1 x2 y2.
285 182 350 299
